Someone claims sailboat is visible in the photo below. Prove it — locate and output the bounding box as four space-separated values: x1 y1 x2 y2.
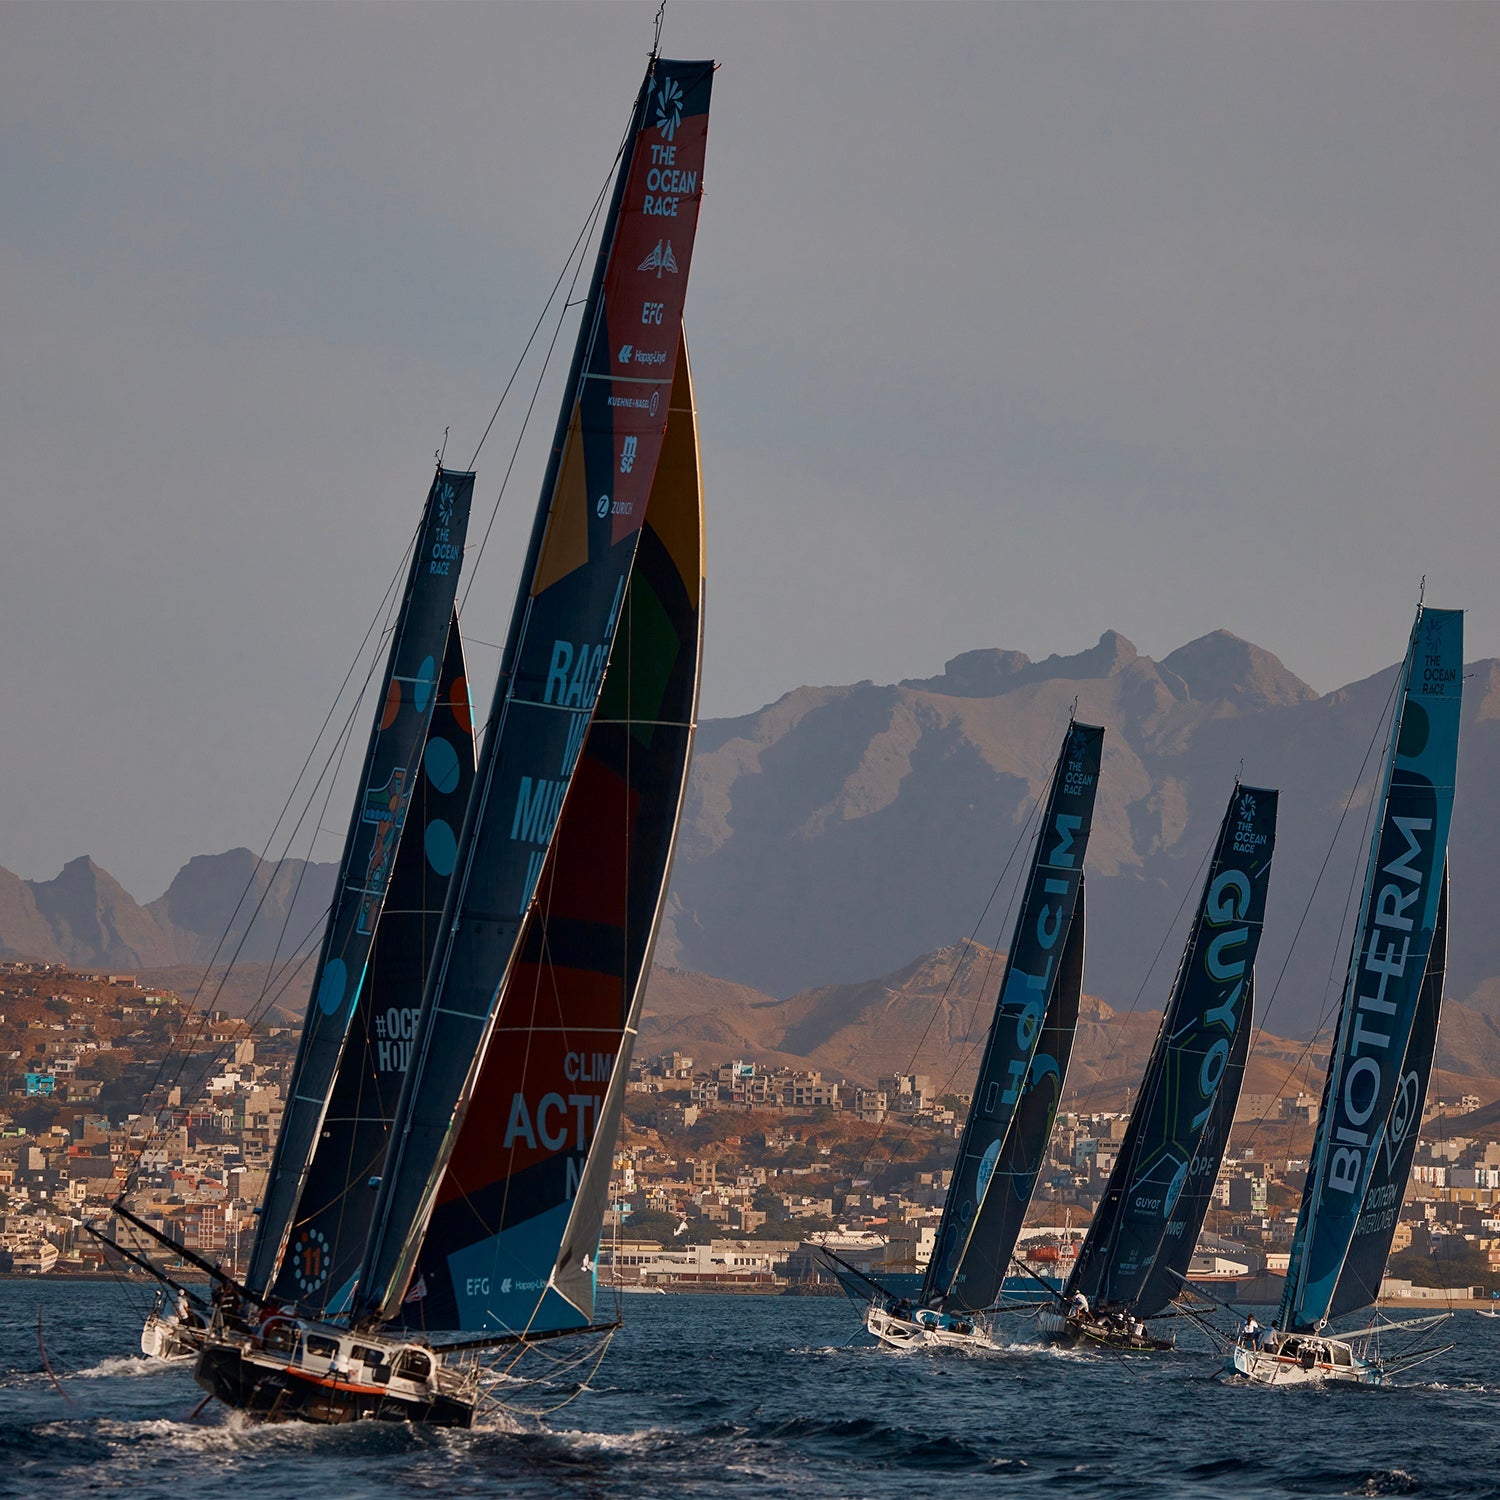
1227 604 1462 1387
118 463 477 1362
833 721 1104 1351
179 55 714 1426
1037 780 1279 1351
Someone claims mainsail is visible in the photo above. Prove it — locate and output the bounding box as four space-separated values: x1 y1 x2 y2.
355 58 713 1326
388 338 704 1335
921 721 1104 1311
246 467 474 1299
1280 606 1462 1333
267 619 476 1315
944 885 1085 1312
1329 868 1448 1319
1067 783 1278 1314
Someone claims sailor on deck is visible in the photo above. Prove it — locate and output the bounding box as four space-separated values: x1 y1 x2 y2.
1240 1314 1261 1346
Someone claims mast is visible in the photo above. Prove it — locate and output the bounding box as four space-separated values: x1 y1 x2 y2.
922 721 1104 1310
245 467 475 1298
1280 606 1463 1332
354 57 714 1326
1068 783 1278 1312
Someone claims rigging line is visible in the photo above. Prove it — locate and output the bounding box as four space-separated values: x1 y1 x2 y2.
851 771 1049 1185
1068 835 1215 1125
120 526 417 1176
458 189 606 626
1235 669 1405 1155
464 149 618 476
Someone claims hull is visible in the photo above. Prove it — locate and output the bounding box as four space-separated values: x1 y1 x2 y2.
193 1318 478 1427
1037 1306 1174 1353
865 1304 999 1352
1227 1334 1383 1388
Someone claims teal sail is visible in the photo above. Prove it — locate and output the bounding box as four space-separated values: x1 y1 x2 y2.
922 721 1103 1310
246 467 474 1299
1280 606 1462 1333
1068 783 1278 1314
942 884 1085 1312
1329 868 1448 1319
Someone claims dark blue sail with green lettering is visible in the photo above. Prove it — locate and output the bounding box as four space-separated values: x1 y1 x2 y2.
267 617 476 1316
943 886 1085 1312
355 59 714 1323
922 721 1103 1310
1281 606 1462 1332
246 467 474 1299
1068 783 1277 1313
1329 868 1448 1320
1136 988 1251 1317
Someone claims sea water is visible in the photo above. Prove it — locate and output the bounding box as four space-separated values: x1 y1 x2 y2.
3 1280 1499 1498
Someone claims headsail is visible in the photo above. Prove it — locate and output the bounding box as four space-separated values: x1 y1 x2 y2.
1329 867 1448 1319
246 467 475 1299
1280 606 1462 1333
388 335 704 1335
267 618 476 1315
1068 783 1278 1313
922 721 1104 1310
354 58 714 1325
943 883 1085 1312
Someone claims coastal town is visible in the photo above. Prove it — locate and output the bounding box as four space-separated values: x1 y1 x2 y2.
4 960 1498 1308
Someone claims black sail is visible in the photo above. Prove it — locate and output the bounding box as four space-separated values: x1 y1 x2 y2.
922 722 1103 1309
267 619 476 1314
1329 869 1448 1319
943 885 1085 1312
1134 983 1251 1317
1068 784 1278 1312
246 468 474 1298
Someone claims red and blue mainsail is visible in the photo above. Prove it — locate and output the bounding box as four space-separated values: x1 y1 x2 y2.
246 467 474 1300
356 61 713 1325
1281 606 1462 1332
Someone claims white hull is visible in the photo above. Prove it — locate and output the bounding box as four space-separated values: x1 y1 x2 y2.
1227 1333 1383 1387
141 1297 208 1361
865 1304 999 1352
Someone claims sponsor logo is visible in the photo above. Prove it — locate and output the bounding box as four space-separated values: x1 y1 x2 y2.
617 344 633 362
654 76 683 140
620 435 638 475
638 239 679 278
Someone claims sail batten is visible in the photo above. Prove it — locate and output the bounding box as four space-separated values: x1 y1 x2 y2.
922 721 1104 1311
1280 606 1462 1333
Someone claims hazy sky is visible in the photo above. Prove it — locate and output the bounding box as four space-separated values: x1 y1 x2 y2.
3 1 1496 900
